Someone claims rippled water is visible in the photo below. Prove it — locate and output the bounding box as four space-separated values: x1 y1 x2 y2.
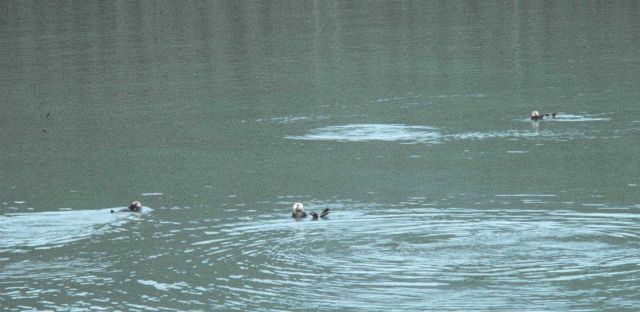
198 202 639 311
3 199 638 311
2 0 640 311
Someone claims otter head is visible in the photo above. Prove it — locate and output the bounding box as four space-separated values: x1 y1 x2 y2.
129 201 142 212
292 202 306 218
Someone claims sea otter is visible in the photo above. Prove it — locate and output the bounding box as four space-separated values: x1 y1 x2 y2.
291 202 330 220
111 201 142 213
530 111 557 121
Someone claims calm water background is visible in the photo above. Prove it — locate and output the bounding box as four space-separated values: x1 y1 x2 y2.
2 0 640 311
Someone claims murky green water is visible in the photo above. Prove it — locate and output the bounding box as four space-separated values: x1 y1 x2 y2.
2 1 640 311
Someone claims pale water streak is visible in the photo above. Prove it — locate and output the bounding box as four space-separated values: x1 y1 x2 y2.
286 124 442 143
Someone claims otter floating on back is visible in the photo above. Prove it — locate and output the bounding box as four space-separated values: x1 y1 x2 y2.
530 111 557 121
111 201 142 213
291 202 330 220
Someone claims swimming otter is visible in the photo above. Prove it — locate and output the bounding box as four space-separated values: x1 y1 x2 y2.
111 201 142 213
530 111 557 121
311 208 331 221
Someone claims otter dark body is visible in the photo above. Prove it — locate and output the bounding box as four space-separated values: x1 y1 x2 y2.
292 211 307 218
128 202 141 212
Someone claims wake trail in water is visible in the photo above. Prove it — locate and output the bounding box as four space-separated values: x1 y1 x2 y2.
285 122 599 144
0 207 149 252
285 124 442 143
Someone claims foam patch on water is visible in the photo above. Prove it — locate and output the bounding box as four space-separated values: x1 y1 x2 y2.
285 124 442 143
0 207 150 252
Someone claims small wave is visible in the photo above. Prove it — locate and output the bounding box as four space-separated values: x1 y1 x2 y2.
140 192 163 196
138 279 189 291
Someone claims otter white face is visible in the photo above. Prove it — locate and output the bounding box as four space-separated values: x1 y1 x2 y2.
292 202 304 212
131 201 142 209
530 110 540 117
